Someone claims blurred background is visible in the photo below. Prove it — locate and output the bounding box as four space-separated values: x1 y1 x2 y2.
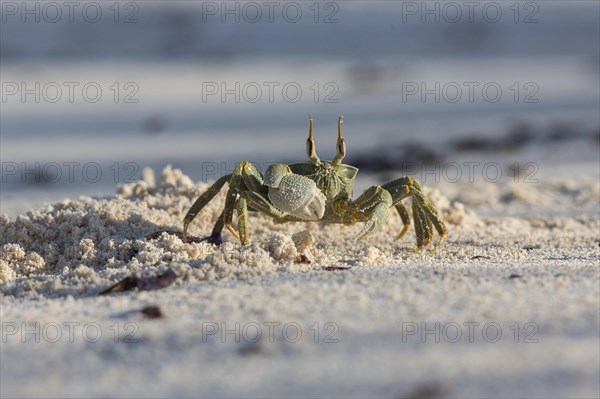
1 0 599 215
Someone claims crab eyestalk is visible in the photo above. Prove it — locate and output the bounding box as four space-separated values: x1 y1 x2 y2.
306 114 322 166
332 115 346 166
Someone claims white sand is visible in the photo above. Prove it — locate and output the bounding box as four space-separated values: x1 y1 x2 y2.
1 166 599 398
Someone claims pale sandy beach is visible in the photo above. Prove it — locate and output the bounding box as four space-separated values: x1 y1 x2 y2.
2 1 599 397
1 163 598 398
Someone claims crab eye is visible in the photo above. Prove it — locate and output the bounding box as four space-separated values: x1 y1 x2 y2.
332 115 346 165
337 140 346 158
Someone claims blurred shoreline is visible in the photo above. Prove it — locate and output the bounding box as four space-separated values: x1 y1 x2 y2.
2 1 599 214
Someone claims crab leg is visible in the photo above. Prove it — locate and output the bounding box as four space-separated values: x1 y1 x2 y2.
236 191 289 245
411 189 447 252
412 200 434 251
351 186 389 214
219 162 265 238
185 209 227 245
412 201 424 249
222 173 243 240
394 203 411 240
183 173 232 243
239 162 266 193
381 176 447 252
242 191 287 219
219 161 275 244
236 194 249 245
354 202 391 240
346 186 393 240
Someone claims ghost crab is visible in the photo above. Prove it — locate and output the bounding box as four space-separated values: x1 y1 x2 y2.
183 115 447 252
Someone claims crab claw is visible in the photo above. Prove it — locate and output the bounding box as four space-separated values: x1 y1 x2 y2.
268 174 326 221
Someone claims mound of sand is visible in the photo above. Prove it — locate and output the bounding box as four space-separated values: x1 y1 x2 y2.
2 165 598 301
1 166 482 298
